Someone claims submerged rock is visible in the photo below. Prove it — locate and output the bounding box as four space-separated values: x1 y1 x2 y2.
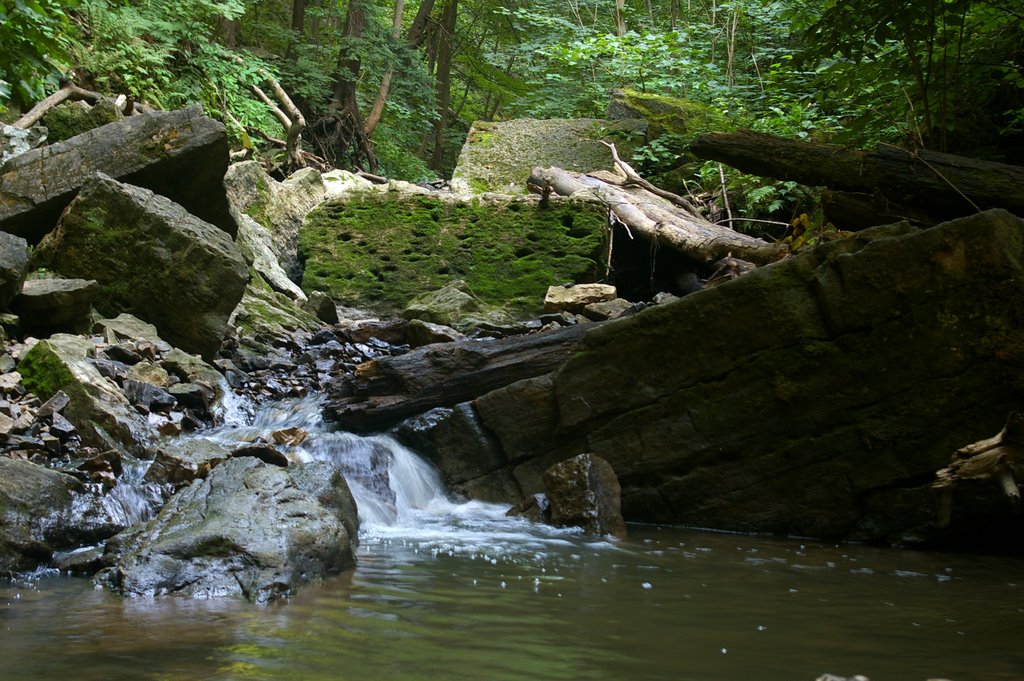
542 453 626 537
96 457 359 603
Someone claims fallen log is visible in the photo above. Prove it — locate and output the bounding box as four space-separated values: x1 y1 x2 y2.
689 131 1024 224
528 166 784 265
323 323 591 432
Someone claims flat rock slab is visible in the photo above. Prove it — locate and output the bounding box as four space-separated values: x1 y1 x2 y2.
0 105 234 243
450 118 646 195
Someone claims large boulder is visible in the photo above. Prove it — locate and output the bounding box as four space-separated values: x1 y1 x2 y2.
0 231 29 309
17 334 150 455
403 280 517 333
224 161 327 280
95 457 359 602
0 105 235 243
301 191 607 318
406 210 1024 546
235 212 307 302
0 458 126 572
450 117 647 195
32 174 249 359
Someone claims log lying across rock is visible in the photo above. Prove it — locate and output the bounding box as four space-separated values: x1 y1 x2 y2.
689 131 1024 229
324 322 591 432
527 165 784 265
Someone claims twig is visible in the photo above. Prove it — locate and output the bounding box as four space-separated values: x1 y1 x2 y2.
717 163 733 224
600 141 703 217
718 217 790 228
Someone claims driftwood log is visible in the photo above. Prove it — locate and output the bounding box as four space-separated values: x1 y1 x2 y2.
527 166 784 265
934 412 1024 527
324 323 591 432
689 131 1024 227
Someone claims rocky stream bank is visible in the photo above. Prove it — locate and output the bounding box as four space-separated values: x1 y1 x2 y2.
1 102 1022 605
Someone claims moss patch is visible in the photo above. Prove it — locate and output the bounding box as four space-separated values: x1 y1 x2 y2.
299 193 608 316
610 88 724 138
18 341 77 401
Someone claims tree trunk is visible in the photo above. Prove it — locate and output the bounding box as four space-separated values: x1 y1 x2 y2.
614 0 626 36
364 0 405 137
407 0 436 48
528 166 783 265
689 131 1024 223
324 323 591 432
430 0 458 172
291 0 306 34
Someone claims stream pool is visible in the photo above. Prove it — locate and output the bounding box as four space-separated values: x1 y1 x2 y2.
2 398 1021 681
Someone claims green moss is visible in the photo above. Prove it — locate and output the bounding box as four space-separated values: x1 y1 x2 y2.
616 88 724 138
18 341 76 401
299 193 608 316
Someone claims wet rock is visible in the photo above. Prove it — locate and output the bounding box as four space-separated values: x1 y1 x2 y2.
89 357 131 383
124 379 176 414
0 457 80 571
542 454 626 537
75 449 123 488
543 283 617 314
506 493 551 524
143 439 230 490
271 427 308 446
0 105 236 243
125 361 170 388
96 457 358 602
229 443 290 467
0 231 30 310
167 382 215 417
33 174 249 359
12 278 101 335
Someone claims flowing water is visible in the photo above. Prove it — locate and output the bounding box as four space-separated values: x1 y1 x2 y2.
2 397 1022 681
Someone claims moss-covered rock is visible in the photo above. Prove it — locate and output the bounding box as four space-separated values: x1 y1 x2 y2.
41 99 122 144
450 118 647 195
607 88 724 138
300 192 608 317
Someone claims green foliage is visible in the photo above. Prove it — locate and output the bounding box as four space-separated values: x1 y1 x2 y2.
0 0 78 111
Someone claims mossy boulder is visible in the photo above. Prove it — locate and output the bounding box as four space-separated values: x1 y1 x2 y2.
17 334 150 454
450 117 647 195
41 99 122 144
32 174 249 359
607 88 724 139
300 191 608 318
430 209 1024 546
229 274 322 348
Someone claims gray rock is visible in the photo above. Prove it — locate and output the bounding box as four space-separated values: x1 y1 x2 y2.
0 231 29 310
0 457 78 571
302 290 339 324
235 211 308 302
225 161 327 280
143 439 231 489
1 124 47 164
93 313 172 352
17 334 149 455
33 174 249 359
458 209 1024 545
97 457 358 602
406 319 466 347
542 453 626 537
12 277 101 335
403 280 516 332
0 105 235 243
583 297 633 321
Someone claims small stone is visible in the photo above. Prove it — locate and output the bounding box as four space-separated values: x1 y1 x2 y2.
37 390 71 418
0 411 14 437
103 344 143 365
126 361 170 388
271 427 308 446
0 371 22 393
229 443 289 467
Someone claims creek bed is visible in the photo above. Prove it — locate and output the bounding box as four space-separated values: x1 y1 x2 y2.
2 397 1021 680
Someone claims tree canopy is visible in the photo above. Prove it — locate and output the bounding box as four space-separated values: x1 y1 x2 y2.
2 0 1021 219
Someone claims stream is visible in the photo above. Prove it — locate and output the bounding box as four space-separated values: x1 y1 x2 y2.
2 396 1022 681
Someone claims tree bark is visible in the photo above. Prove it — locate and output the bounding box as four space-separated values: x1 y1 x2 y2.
430 0 458 172
324 323 591 432
689 131 1024 223
528 166 784 265
363 0 405 137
